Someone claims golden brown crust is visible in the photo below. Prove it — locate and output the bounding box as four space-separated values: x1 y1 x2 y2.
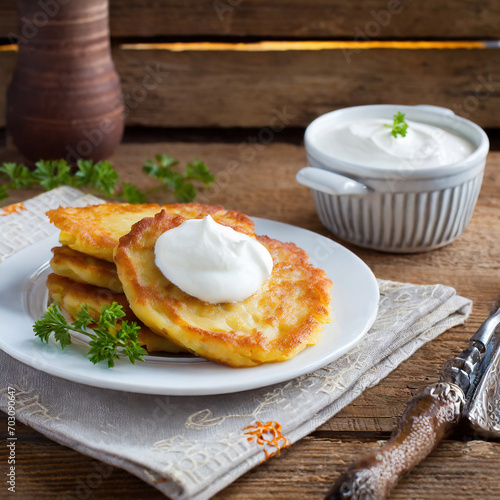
114 211 332 367
50 245 123 293
157 202 255 236
46 273 185 354
47 203 162 262
47 202 255 262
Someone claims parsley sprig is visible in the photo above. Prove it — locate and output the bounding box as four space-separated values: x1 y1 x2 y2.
0 155 215 204
33 303 147 368
385 111 409 138
143 155 215 203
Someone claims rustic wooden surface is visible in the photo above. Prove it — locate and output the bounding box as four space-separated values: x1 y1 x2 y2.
1 0 500 39
2 44 500 129
1 136 500 499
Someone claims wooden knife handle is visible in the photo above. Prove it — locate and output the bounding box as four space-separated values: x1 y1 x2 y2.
325 382 465 500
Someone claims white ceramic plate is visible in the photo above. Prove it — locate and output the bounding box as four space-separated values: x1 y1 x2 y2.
0 218 379 396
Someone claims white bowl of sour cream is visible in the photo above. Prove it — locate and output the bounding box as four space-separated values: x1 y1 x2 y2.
297 104 489 252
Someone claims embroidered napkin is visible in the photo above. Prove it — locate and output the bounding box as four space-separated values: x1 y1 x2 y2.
0 187 472 500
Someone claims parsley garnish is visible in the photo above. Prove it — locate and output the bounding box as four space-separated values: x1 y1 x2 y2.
72 160 119 196
0 162 32 189
32 159 73 190
185 158 216 186
0 185 8 201
385 111 409 138
121 183 148 204
143 155 215 202
0 155 215 204
33 303 147 368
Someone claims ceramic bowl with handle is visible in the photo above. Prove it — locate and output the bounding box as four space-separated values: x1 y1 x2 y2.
297 105 489 253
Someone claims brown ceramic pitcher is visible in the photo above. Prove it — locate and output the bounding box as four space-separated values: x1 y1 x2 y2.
6 0 124 164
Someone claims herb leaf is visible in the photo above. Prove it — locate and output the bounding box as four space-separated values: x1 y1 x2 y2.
0 162 32 189
91 161 120 195
32 160 73 190
175 181 197 202
73 160 97 187
185 158 216 186
156 154 179 169
33 303 72 349
0 185 8 201
73 304 95 332
385 111 409 138
143 155 179 180
122 183 148 204
144 156 215 202
1 154 215 204
33 302 147 368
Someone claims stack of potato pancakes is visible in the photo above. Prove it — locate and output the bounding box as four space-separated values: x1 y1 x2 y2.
46 202 332 367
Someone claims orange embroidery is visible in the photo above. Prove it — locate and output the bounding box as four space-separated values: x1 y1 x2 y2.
1 202 25 216
243 420 290 460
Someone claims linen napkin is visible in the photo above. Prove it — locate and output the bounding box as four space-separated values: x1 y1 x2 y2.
0 187 472 500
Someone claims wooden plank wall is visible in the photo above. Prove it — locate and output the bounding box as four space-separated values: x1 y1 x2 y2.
1 1 500 128
2 1 500 39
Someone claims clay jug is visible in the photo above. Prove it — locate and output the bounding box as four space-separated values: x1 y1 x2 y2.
6 0 124 164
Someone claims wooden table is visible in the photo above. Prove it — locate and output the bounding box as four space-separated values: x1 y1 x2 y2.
1 134 500 499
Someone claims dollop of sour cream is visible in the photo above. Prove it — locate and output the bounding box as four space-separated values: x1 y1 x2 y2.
317 118 474 169
154 215 273 304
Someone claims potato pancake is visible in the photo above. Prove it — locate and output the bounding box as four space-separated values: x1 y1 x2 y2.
50 245 123 293
114 211 332 367
47 202 255 262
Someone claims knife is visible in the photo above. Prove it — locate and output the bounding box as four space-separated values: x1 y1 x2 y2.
325 304 500 500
